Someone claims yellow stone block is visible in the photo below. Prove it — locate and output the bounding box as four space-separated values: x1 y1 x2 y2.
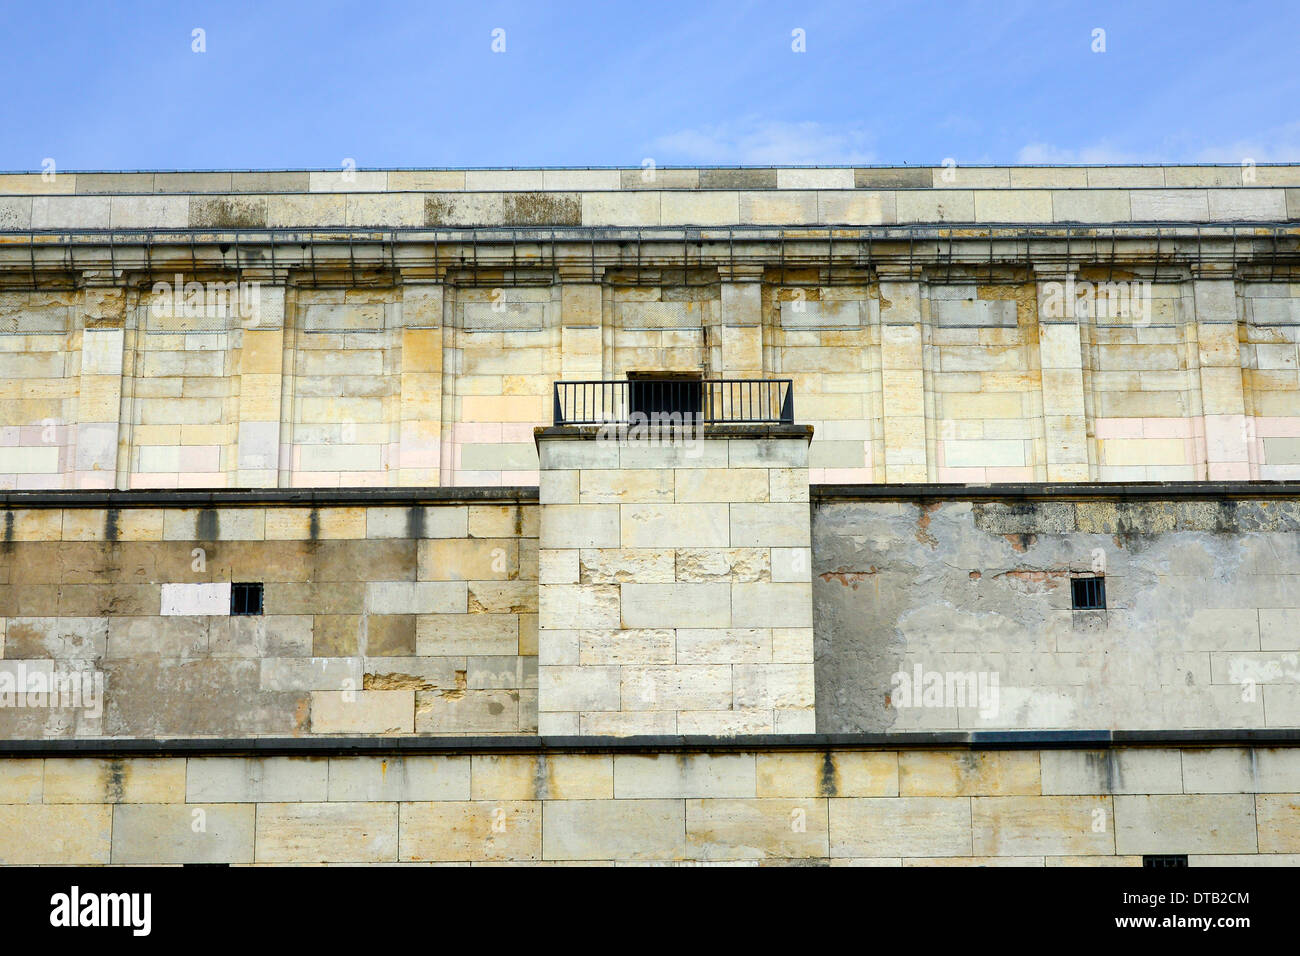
43 757 186 803
899 751 1041 796
239 330 284 374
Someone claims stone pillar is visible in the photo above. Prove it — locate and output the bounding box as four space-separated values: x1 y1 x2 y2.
560 277 603 379
536 423 816 737
878 270 927 482
233 283 286 487
398 282 444 486
74 284 126 489
719 277 763 377
1193 271 1251 480
1036 271 1091 481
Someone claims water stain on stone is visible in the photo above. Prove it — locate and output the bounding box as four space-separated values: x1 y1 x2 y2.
1003 533 1037 552
196 508 218 541
819 751 838 797
406 505 425 539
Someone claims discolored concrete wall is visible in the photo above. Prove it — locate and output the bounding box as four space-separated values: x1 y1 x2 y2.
813 491 1300 733
0 495 538 738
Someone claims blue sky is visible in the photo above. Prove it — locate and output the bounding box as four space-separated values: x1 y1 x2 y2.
1 0 1297 170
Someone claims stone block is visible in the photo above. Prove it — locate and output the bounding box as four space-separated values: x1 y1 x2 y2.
830 798 972 858
542 799 685 861
255 802 398 863
729 503 811 547
1113 794 1257 855
621 583 732 627
401 801 541 862
0 805 111 864
1041 749 1184 795
686 798 830 859
43 757 185 804
971 796 1113 855
899 751 1040 796
186 756 329 802
613 753 756 798
326 756 471 801
111 803 255 864
310 691 413 734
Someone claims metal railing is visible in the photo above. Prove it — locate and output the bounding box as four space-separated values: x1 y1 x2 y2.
553 379 794 425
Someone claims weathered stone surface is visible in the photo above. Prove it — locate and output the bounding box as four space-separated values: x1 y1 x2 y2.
0 805 112 864
401 801 541 861
255 802 399 863
543 799 685 861
1113 794 1258 855
830 797 972 858
111 804 255 864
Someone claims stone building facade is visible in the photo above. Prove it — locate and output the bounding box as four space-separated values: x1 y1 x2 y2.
1 165 1299 864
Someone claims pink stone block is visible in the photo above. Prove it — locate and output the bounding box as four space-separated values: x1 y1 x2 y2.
1256 417 1300 438
1093 418 1144 439
451 422 502 444
1208 461 1252 481
340 471 388 487
501 423 537 442
400 445 440 468
937 466 988 483
1142 418 1194 438
177 472 228 489
20 473 70 490
986 467 1036 482
129 473 178 489
500 470 539 485
1203 415 1250 463
291 472 341 488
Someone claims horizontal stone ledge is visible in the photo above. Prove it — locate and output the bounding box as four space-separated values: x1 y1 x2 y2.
0 486 539 509
812 480 1300 502
4 729 1300 757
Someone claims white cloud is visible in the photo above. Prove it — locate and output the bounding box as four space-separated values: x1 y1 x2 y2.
1016 142 1160 165
1019 122 1300 165
650 118 875 165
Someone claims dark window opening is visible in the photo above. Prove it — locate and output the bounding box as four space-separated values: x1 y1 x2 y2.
1071 576 1106 610
231 582 263 616
1142 854 1188 868
627 372 702 421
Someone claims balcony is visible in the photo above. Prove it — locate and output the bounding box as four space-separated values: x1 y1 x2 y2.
552 378 794 426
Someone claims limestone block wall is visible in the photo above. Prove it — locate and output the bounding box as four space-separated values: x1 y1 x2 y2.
769 283 880 482
928 282 1044 482
814 490 1300 733
442 284 558 486
0 495 538 737
2 745 1297 864
0 291 80 489
0 165 1298 489
536 428 816 736
285 288 403 487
